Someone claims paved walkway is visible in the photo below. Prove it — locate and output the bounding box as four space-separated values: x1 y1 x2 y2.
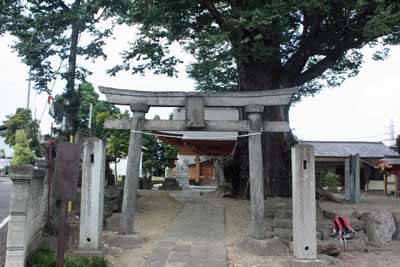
144 192 227 267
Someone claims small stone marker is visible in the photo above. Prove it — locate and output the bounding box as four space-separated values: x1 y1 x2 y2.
291 144 317 260
79 138 105 251
176 163 190 190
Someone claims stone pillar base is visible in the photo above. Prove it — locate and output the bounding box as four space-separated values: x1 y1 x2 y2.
292 259 328 267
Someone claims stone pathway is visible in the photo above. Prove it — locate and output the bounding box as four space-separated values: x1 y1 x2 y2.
144 192 227 267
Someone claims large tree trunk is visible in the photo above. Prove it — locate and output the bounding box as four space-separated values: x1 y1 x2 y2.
64 0 82 135
231 61 295 197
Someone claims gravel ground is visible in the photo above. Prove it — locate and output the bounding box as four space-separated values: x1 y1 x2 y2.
222 193 400 267
103 191 183 267
102 190 400 267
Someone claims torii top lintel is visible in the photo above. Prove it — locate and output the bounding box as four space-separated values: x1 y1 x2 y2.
99 86 299 108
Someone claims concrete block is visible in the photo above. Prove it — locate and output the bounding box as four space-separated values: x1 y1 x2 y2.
6 216 27 248
80 138 105 250
9 181 30 213
5 249 25 267
292 145 317 260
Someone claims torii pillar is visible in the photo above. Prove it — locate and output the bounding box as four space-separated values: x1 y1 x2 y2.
120 103 149 234
245 105 266 239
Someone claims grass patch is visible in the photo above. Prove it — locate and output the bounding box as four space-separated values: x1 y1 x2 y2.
26 247 108 267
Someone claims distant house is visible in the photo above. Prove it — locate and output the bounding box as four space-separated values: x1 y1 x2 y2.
299 141 399 192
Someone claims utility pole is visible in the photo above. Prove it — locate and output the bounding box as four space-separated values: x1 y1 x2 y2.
389 118 396 146
26 71 31 110
88 103 93 130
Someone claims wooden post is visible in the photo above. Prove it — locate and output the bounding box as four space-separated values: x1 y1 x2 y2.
384 173 387 196
245 105 265 240
349 154 360 203
56 201 67 267
292 144 317 260
344 158 350 201
195 154 201 184
395 174 399 197
120 103 148 234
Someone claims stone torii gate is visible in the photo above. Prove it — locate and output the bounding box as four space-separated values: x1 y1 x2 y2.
100 86 299 239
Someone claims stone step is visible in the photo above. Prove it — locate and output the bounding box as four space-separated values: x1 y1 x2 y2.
272 218 292 229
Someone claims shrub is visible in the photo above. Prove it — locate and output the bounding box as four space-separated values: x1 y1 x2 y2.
320 172 341 193
26 247 108 267
11 129 35 166
26 247 55 267
65 255 108 267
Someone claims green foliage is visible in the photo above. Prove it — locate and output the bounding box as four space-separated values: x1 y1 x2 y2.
2 1 128 135
26 247 108 267
101 112 130 160
142 115 177 176
26 247 55 267
112 0 400 95
2 1 126 94
77 82 120 137
1 108 42 157
11 130 35 166
320 172 341 193
64 256 108 267
52 82 130 161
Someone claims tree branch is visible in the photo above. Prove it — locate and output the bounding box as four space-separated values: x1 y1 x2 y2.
199 0 225 27
293 54 339 86
283 12 321 79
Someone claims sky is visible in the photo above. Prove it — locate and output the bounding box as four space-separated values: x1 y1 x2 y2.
0 24 399 157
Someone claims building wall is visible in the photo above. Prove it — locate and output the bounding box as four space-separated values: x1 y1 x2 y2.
369 174 397 192
6 164 48 267
315 158 381 191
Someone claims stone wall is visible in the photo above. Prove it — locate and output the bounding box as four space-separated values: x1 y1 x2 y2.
5 162 48 267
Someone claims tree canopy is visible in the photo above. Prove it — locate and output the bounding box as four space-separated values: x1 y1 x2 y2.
111 0 400 96
108 0 400 196
1 108 42 157
2 0 127 134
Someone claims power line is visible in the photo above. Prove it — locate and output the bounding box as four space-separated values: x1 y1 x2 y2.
342 133 389 140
